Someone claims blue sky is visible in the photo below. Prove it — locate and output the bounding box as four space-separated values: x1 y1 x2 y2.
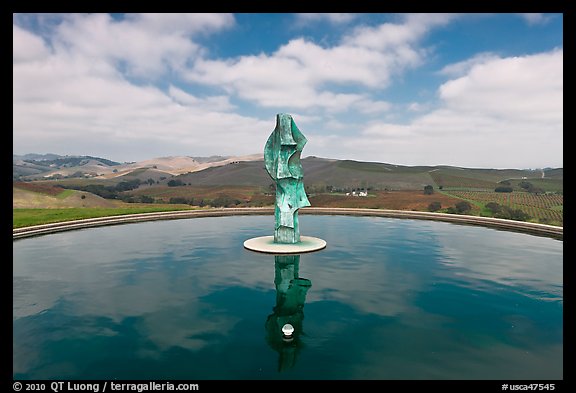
13 13 563 168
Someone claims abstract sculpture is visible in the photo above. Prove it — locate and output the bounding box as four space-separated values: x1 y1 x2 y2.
243 113 326 254
264 114 311 244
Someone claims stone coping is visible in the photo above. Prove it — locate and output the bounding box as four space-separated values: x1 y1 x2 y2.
13 207 563 240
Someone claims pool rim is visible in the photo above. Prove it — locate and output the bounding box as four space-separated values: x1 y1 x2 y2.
12 207 563 241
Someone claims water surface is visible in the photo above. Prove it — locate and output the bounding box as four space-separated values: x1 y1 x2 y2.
13 215 563 379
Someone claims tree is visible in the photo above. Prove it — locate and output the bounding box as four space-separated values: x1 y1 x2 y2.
211 196 241 207
140 195 154 203
519 181 544 194
424 185 434 195
485 202 501 214
115 179 141 192
495 206 530 221
170 197 190 204
510 209 530 221
167 179 184 187
455 201 472 214
495 186 513 193
428 201 441 212
530 187 545 195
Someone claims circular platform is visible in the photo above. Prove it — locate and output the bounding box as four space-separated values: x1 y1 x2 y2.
243 235 327 254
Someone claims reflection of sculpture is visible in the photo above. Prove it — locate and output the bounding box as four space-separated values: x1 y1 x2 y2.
264 114 311 244
265 255 311 371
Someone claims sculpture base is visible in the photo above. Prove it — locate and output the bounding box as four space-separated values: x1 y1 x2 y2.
244 236 326 254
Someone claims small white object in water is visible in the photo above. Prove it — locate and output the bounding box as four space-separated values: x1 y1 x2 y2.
282 323 294 337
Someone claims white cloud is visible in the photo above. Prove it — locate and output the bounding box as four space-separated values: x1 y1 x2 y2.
311 49 563 168
407 102 428 112
344 13 456 50
439 49 563 122
168 85 235 112
12 14 270 161
362 122 414 139
517 13 550 26
12 14 562 168
13 24 51 62
296 13 358 25
51 13 234 78
13 65 269 159
438 52 499 77
128 13 235 34
186 15 454 113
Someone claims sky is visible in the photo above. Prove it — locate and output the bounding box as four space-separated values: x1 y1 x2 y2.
13 13 563 169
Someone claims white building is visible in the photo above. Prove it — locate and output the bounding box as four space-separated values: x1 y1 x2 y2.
348 190 368 197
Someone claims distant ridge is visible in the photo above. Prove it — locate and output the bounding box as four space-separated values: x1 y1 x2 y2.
13 153 63 161
158 156 563 191
13 153 264 180
14 153 562 192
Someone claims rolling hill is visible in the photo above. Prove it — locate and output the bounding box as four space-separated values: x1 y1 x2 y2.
13 155 122 180
14 153 563 227
13 182 122 208
161 157 563 192
16 152 562 193
14 153 263 181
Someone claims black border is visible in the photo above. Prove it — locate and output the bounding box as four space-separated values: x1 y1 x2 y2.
9 5 570 391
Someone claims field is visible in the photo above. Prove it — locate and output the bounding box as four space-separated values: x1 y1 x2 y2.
13 181 66 196
130 185 264 202
13 159 563 228
14 179 563 227
13 184 123 209
13 206 195 228
128 185 274 207
428 171 498 189
309 191 468 211
428 169 563 192
507 178 563 193
442 190 563 225
13 181 194 227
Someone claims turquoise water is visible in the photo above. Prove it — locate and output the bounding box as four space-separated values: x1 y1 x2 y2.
13 215 563 379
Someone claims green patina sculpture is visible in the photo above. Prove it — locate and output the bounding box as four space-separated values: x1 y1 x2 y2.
264 114 311 244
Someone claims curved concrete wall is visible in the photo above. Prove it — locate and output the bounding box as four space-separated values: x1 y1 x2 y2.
13 207 562 240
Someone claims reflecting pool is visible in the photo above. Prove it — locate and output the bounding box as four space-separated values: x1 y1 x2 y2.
13 215 563 379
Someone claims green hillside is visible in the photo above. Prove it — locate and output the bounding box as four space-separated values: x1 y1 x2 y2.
171 161 271 187
13 156 563 228
168 158 438 190
164 157 562 192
